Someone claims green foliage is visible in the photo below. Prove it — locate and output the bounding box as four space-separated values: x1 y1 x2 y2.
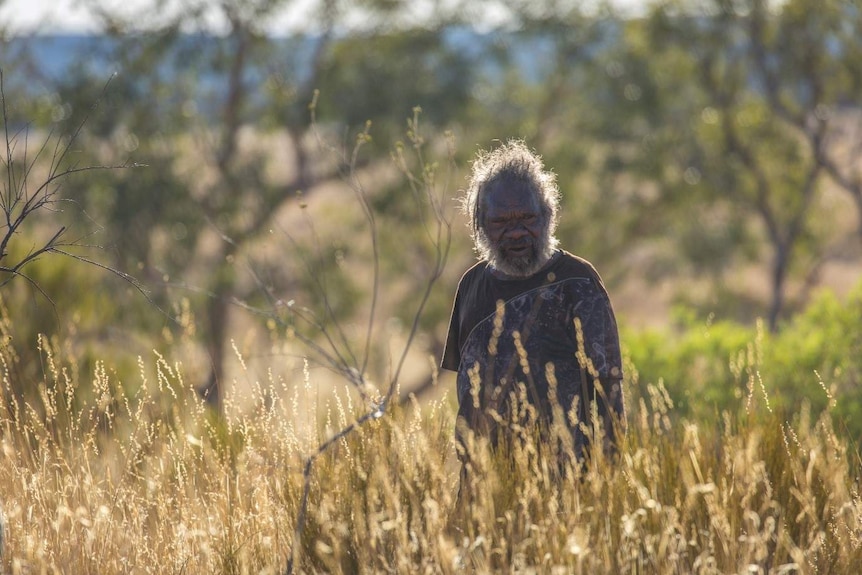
585 0 862 328
623 310 755 417
625 281 862 441
765 283 862 437
316 29 475 142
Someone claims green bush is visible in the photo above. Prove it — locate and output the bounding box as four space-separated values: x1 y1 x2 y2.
765 284 862 440
624 281 862 443
622 312 755 418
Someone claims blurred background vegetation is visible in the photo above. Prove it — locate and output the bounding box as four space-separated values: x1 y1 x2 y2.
0 0 860 439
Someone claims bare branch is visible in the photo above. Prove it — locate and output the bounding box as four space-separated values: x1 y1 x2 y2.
275 114 454 575
0 67 168 329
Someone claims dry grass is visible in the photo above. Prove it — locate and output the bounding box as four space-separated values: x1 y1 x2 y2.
0 329 860 574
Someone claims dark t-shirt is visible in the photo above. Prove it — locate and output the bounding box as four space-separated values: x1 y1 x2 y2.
441 250 624 449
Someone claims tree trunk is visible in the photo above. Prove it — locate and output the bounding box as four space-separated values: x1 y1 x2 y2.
198 252 237 410
767 243 789 333
853 189 862 244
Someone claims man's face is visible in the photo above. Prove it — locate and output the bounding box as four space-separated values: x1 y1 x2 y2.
481 181 549 277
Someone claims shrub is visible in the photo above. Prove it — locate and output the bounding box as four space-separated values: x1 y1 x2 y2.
624 281 862 443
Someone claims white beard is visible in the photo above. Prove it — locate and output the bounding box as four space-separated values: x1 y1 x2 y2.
478 227 558 278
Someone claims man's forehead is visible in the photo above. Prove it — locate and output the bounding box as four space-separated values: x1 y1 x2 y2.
483 180 540 211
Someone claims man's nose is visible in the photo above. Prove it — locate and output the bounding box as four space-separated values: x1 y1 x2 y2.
505 224 529 239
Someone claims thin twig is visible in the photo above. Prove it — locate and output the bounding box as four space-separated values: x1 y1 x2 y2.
281 115 454 574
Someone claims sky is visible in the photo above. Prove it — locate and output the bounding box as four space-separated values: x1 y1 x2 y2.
0 0 318 34
0 0 112 33
0 0 649 35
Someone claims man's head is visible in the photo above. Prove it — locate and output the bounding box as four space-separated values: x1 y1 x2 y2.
463 140 560 277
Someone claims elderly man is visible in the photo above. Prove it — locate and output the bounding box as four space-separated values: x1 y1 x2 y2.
441 140 625 466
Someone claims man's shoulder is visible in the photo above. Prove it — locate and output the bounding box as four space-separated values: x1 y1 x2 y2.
457 259 489 286
553 250 605 284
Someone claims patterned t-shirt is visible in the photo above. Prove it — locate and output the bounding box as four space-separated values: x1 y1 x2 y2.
441 250 624 449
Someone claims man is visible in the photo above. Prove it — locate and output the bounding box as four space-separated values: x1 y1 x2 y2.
441 140 625 467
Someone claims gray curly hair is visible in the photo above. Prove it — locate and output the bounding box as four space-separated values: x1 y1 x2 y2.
462 140 561 263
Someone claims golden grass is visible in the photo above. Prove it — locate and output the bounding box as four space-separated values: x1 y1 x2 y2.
0 333 860 574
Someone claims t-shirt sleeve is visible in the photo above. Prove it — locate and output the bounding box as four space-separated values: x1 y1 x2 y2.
583 265 623 381
597 278 623 381
589 275 625 424
440 286 462 372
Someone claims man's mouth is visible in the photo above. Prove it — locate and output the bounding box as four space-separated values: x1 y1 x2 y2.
504 244 531 257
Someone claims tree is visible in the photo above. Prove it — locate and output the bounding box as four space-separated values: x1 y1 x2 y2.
0 70 138 300
43 0 480 409
0 69 156 409
315 28 475 146
746 0 862 243
585 0 862 330
38 1 342 408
